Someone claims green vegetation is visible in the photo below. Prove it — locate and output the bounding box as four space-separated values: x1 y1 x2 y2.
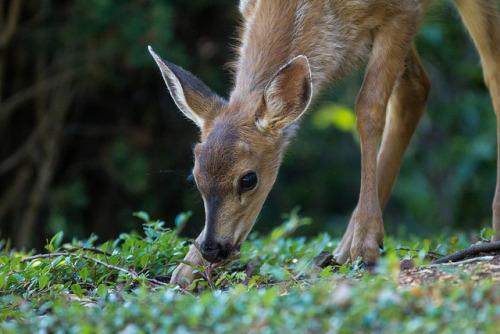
1 211 499 332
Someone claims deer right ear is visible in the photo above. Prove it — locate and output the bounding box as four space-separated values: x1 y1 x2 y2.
149 46 225 128
255 55 313 134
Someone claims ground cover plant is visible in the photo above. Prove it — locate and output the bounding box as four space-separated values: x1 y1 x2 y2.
1 211 499 333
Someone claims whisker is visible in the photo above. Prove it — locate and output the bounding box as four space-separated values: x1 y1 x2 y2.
147 170 191 177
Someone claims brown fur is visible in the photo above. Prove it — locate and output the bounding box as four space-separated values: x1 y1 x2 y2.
149 0 500 288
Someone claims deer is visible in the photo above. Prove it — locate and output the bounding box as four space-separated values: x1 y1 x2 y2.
149 0 500 287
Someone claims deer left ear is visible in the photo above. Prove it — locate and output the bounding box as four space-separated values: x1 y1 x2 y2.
255 55 313 133
149 46 225 129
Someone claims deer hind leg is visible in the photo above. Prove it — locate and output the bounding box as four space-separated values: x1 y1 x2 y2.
334 12 422 264
454 0 500 241
377 44 430 211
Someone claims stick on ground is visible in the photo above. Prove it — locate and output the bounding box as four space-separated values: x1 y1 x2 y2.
432 241 500 264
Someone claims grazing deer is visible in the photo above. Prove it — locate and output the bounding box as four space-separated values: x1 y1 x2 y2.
149 0 500 287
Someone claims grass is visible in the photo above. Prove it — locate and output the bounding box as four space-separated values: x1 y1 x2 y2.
0 209 499 333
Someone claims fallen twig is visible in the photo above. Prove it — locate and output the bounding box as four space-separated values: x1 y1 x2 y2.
20 252 70 263
432 241 500 264
423 256 495 268
20 247 110 263
66 247 111 256
19 251 169 286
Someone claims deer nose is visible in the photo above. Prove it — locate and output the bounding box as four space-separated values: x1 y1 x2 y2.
200 240 230 263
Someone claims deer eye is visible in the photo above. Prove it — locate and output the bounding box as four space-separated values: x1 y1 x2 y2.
240 172 257 191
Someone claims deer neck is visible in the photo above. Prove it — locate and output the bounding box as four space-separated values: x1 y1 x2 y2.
230 1 317 107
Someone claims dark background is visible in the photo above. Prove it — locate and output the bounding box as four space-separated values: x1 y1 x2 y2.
0 0 497 251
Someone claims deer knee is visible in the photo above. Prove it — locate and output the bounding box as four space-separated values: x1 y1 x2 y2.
408 56 431 105
391 64 430 128
417 69 431 105
355 97 386 139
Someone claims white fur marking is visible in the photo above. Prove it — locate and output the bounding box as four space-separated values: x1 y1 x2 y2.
239 0 251 14
255 117 269 132
301 55 314 114
148 46 205 128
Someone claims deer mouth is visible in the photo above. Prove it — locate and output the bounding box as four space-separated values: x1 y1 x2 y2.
230 243 242 258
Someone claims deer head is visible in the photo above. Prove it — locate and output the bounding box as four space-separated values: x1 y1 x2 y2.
149 46 312 263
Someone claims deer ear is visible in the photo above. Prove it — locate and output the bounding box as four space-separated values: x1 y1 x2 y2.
149 46 225 128
255 55 313 133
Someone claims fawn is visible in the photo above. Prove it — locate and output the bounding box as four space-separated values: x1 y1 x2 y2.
149 0 500 287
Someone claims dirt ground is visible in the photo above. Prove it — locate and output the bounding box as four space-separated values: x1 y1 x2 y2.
399 255 500 285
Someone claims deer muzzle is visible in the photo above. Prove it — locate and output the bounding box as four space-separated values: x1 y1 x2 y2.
200 239 233 263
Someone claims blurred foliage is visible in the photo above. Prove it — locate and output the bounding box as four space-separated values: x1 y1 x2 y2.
1 212 499 332
312 104 357 134
0 1 498 249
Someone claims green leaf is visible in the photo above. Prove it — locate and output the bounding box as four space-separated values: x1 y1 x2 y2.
140 254 149 267
270 227 285 242
50 232 64 247
235 271 247 282
10 257 21 269
101 241 110 254
215 274 228 287
179 260 195 267
97 284 108 298
398 249 409 256
133 211 150 222
52 255 65 268
480 227 487 238
175 211 192 227
79 267 88 281
423 239 431 253
0 272 6 288
247 276 259 288
270 267 289 281
39 274 48 290
259 263 271 276
485 228 498 238
339 264 349 274
319 266 333 278
450 236 459 246
71 284 83 299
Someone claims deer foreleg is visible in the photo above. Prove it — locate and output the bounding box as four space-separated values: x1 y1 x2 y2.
171 230 206 288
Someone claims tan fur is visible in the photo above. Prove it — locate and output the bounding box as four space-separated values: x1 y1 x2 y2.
149 0 500 288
